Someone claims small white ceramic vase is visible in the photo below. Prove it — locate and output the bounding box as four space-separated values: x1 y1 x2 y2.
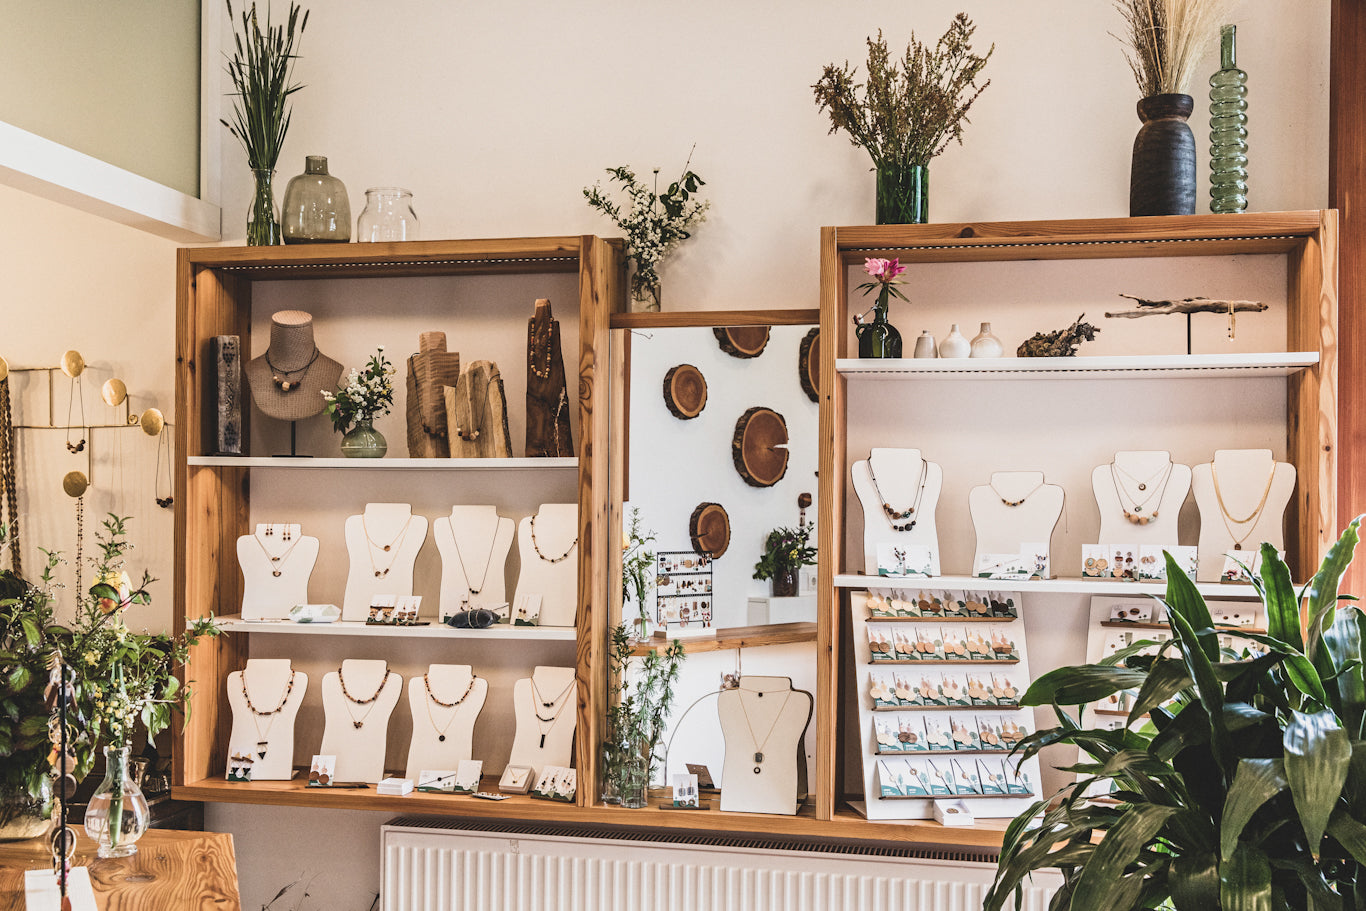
939 324 971 358
913 331 938 358
970 322 1004 358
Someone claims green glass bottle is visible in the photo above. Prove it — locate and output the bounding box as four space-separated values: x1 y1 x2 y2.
1209 24 1248 213
854 288 903 358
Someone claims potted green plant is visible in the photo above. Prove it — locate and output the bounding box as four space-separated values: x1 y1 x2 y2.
988 520 1366 910
323 347 396 458
753 522 817 598
813 14 993 225
601 625 685 808
621 507 657 639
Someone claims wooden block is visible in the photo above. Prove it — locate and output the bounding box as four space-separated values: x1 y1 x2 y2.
405 331 461 458
209 336 242 455
446 360 513 458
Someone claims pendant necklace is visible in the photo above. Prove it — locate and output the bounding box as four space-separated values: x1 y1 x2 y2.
990 478 1045 508
1110 460 1174 525
241 669 296 758
253 527 302 577
529 322 555 380
736 685 795 775
362 513 415 578
530 514 577 563
530 675 575 749
451 513 499 597
337 663 391 729
1211 462 1277 550
424 673 477 743
867 457 927 532
265 347 320 392
454 371 494 442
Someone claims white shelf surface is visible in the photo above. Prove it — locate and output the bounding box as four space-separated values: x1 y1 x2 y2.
834 573 1263 600
188 456 578 471
213 615 577 640
835 351 1319 380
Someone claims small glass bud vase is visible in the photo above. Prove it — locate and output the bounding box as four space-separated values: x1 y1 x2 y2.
282 155 352 244
247 169 282 246
83 746 150 858
1209 24 1249 213
357 188 420 242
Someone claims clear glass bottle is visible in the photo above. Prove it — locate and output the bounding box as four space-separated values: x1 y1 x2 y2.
1209 24 1249 214
356 187 420 242
282 156 351 243
83 746 150 858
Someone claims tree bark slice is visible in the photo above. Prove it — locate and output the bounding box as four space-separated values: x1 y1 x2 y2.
405 331 460 458
525 299 574 458
446 360 512 458
732 406 789 487
689 502 731 558
663 364 707 419
1104 294 1268 319
714 326 771 358
798 328 820 403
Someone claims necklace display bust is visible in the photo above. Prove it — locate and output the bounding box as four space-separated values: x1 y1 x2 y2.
245 310 344 421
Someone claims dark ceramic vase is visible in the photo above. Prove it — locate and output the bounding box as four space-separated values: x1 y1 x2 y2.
1130 93 1197 217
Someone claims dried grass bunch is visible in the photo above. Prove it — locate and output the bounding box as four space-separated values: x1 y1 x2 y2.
1113 0 1231 97
813 13 993 169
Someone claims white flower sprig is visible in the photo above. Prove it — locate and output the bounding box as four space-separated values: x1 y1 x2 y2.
323 346 395 434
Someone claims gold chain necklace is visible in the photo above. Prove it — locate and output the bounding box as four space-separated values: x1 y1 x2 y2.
424 673 477 742
337 663 391 729
362 514 414 578
1211 462 1277 550
253 529 302 577
1110 460 1173 525
451 514 499 596
529 676 575 748
736 686 794 775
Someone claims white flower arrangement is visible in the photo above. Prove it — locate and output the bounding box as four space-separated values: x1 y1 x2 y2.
323 346 395 433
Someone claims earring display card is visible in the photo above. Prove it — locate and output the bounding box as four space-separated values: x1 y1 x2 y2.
416 769 459 793
851 586 1041 821
366 595 424 625
876 542 934 577
512 593 543 626
226 743 256 782
306 755 336 787
655 551 714 634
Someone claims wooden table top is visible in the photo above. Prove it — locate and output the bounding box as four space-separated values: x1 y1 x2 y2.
0 829 240 911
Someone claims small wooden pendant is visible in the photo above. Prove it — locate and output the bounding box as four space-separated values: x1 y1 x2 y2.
272 570 282 577
753 766 761 774
1234 543 1242 550
353 720 363 729
257 742 268 759
438 734 446 742
1138 483 1147 491
382 545 392 552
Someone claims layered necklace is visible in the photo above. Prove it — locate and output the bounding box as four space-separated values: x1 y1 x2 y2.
990 478 1045 508
266 347 320 392
530 514 577 564
337 662 391 729
529 323 555 380
530 675 575 749
867 457 927 532
451 515 499 599
253 527 302 577
736 685 795 775
362 513 414 578
1110 459 1174 525
1211 462 1277 550
424 673 477 743
240 669 296 759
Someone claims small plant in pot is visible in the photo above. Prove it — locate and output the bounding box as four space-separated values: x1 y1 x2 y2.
987 519 1366 910
621 507 657 640
753 522 816 598
324 347 396 458
601 625 684 808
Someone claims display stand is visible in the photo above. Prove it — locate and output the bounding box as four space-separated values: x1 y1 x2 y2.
1191 449 1295 581
514 505 578 627
237 524 319 620
717 677 812 816
507 666 577 775
1092 451 1192 545
967 472 1064 570
404 664 487 780
244 310 343 428
342 504 428 621
852 449 943 575
225 659 306 780
434 506 514 619
319 660 401 782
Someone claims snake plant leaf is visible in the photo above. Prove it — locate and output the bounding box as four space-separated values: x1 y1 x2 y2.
1304 518 1361 660
1163 552 1220 660
1170 849 1220 911
1322 607 1366 738
1221 758 1288 860
1127 657 1192 725
1069 804 1178 909
1326 809 1366 867
1022 665 1150 706
1220 842 1274 911
1284 710 1352 851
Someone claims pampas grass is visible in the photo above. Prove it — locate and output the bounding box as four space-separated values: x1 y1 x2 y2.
1114 0 1231 96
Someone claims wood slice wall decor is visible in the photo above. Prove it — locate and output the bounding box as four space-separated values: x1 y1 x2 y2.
689 502 731 558
798 328 820 403
713 326 771 359
446 360 513 458
732 406 789 487
405 331 461 458
663 364 707 419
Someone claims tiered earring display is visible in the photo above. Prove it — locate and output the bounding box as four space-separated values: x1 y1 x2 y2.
849 587 1040 820
655 551 713 632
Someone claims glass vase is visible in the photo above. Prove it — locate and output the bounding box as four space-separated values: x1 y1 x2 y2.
282 156 352 244
83 746 150 858
0 777 52 841
247 169 282 246
771 567 799 598
600 747 623 805
340 418 387 458
875 164 928 225
357 188 420 242
854 289 903 358
1209 24 1249 214
619 751 650 809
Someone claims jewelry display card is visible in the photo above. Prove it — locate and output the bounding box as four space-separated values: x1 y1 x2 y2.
876 542 934 577
454 759 484 792
655 550 714 633
289 603 340 623
1220 548 1282 583
1081 544 1111 578
416 769 459 792
972 553 1032 580
226 743 256 782
499 764 533 793
366 595 423 625
866 623 1019 663
530 765 576 802
863 589 1017 620
1137 545 1198 580
672 773 700 807
872 711 1028 755
512 593 542 626
306 755 337 787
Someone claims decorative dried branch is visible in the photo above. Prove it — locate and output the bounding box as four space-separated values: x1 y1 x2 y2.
1104 294 1267 319
1112 0 1230 96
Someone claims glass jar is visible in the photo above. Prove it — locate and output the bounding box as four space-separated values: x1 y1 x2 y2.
282 156 351 243
356 188 420 242
83 746 150 858
0 777 52 841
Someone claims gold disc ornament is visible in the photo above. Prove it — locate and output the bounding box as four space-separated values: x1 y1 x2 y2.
101 378 128 406
60 350 86 378
63 470 89 498
140 407 165 436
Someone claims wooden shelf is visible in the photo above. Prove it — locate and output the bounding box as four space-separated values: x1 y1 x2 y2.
837 573 1264 599
213 615 577 640
187 456 577 470
632 621 818 656
836 351 1319 380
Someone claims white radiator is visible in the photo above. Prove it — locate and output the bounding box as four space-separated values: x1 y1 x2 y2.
381 817 1060 911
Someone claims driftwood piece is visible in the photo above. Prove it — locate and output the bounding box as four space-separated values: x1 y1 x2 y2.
798 328 820 402
663 364 707 419
689 502 732 558
1104 294 1269 319
445 360 512 458
526 299 573 458
732 406 789 487
405 331 461 458
713 326 771 358
1017 313 1100 358
209 335 242 455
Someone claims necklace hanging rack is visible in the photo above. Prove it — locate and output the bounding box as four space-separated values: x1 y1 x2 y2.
451 515 499 597
867 457 927 532
530 514 577 563
265 347 321 393
736 685 795 775
337 663 391 729
989 477 1046 508
253 527 303 577
424 672 477 742
1211 462 1277 550
530 675 575 749
362 513 414 578
1110 459 1174 525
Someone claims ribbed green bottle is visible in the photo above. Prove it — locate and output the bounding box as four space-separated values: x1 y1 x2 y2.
1209 24 1248 213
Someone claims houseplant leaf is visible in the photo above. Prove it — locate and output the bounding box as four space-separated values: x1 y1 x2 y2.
1069 804 1178 909
1219 842 1273 911
1304 519 1361 662
1168 607 1232 772
1127 657 1192 725
1326 808 1366 867
1163 552 1219 660
1169 849 1220 910
1259 541 1303 652
1221 758 1287 860
1322 606 1365 738
1023 665 1149 706
1283 710 1351 851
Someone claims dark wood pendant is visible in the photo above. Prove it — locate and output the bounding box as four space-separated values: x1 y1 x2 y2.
438 734 446 742
1234 543 1242 550
272 570 281 577
753 766 761 774
382 545 391 552
353 721 363 729
539 734 546 748
1138 483 1147 491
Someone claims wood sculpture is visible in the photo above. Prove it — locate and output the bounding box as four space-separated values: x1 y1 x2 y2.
689 502 731 558
663 364 707 419
405 331 461 458
714 326 771 358
732 406 789 487
526 299 574 458
1104 294 1268 319
446 360 513 458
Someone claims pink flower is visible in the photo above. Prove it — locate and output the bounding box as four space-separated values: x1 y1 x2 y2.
863 257 906 282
